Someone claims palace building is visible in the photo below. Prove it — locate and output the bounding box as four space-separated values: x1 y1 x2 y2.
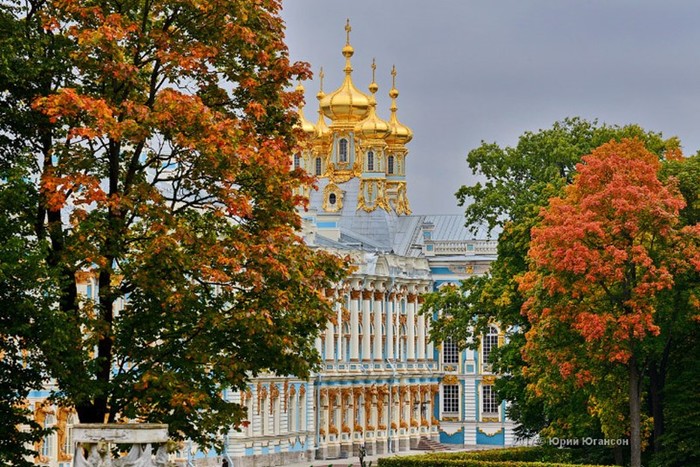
26 21 518 467
219 20 517 467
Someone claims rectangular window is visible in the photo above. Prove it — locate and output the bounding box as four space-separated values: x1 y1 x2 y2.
482 385 499 414
442 338 459 364
482 327 499 369
442 384 459 414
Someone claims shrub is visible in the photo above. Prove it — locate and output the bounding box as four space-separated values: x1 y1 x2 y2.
377 447 616 467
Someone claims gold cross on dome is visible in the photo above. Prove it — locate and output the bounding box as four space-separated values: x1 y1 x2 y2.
345 19 351 45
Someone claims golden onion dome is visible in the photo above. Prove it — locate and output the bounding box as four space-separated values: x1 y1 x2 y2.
386 65 413 144
355 59 390 139
319 20 371 123
294 83 317 137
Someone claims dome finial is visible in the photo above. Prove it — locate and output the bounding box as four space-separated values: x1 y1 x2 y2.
318 67 325 94
355 58 389 140
389 65 400 112
369 58 378 95
315 67 330 138
345 18 352 45
387 65 412 144
342 19 354 73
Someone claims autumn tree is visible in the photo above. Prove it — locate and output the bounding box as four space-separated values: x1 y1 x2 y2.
0 0 346 450
519 139 700 467
423 118 676 444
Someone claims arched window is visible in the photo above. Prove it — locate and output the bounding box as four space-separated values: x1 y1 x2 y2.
387 155 395 174
483 326 499 369
343 323 351 362
288 391 295 432
358 324 363 360
261 394 268 435
338 139 348 162
299 388 305 430
315 157 322 176
293 153 301 169
64 413 78 459
400 325 407 361
367 151 374 171
43 414 56 459
334 334 339 361
329 193 337 205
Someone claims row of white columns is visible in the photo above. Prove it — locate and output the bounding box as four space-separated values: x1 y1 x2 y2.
316 282 433 363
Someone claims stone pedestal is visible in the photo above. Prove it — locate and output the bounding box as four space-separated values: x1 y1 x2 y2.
72 424 173 467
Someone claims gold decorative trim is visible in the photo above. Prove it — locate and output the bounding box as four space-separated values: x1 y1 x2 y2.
481 417 500 423
442 375 459 385
478 427 504 436
482 375 497 385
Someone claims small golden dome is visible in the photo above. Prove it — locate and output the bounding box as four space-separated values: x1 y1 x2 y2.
386 65 413 145
319 19 371 123
295 83 317 137
355 60 390 139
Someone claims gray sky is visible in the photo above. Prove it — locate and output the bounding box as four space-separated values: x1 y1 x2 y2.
281 1 700 215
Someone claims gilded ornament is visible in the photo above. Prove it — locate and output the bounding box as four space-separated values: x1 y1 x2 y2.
442 375 459 385
482 375 497 385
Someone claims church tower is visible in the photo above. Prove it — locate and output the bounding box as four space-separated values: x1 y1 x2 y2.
293 20 413 249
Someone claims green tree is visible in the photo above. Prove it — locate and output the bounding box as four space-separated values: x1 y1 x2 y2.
649 153 700 466
0 0 346 449
0 163 54 466
0 1 71 460
423 119 676 441
520 139 700 467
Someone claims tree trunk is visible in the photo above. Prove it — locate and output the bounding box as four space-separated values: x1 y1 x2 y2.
648 363 665 453
613 445 624 466
629 359 642 467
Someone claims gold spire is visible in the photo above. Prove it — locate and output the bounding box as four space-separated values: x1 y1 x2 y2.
386 65 413 144
355 59 390 139
320 19 371 123
315 68 330 139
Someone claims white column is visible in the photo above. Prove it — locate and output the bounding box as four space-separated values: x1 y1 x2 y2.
315 335 323 356
350 289 360 361
373 291 383 361
426 316 434 362
407 292 416 361
394 294 401 360
325 322 334 361
337 298 344 361
386 292 394 359
362 290 372 361
417 298 426 360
